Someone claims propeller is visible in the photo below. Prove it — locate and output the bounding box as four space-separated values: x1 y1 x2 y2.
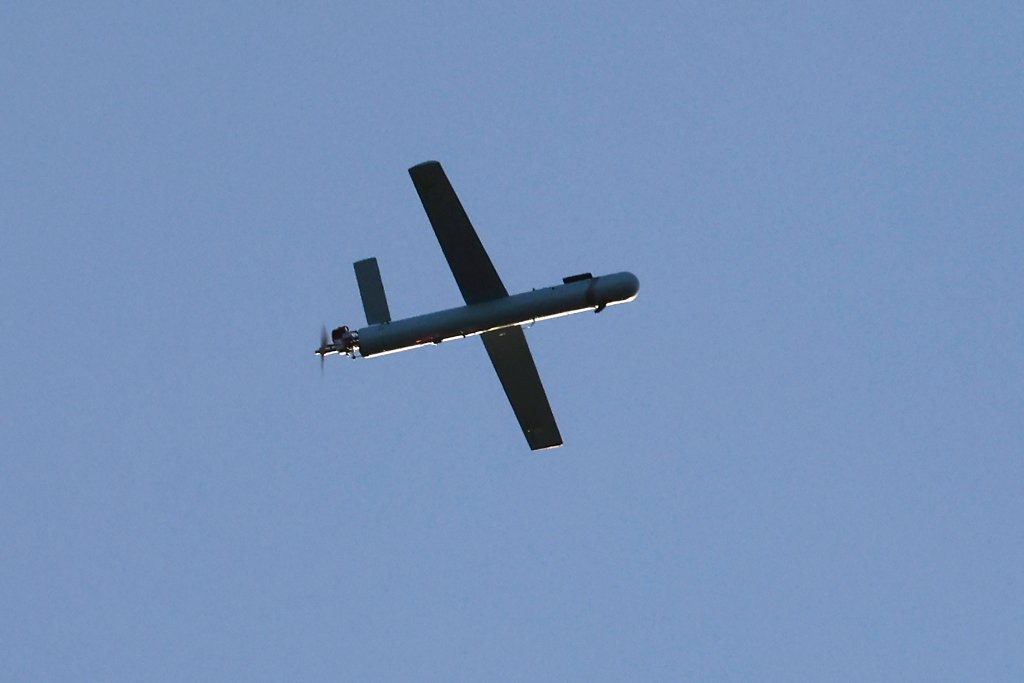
318 325 328 374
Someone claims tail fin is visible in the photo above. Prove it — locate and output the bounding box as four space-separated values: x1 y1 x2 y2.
353 258 391 325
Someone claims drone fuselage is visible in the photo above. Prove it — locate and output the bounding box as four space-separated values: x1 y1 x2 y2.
324 271 638 359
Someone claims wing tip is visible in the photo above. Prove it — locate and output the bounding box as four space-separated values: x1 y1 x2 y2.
409 160 442 173
526 427 564 452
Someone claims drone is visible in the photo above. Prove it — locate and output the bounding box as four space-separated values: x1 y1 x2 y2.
318 161 639 450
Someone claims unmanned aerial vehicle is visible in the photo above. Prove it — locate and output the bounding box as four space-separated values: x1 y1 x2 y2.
317 161 639 450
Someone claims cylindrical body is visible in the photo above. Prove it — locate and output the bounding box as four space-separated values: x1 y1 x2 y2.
356 271 638 358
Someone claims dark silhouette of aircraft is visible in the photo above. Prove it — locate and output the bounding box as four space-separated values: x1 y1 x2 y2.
317 161 639 450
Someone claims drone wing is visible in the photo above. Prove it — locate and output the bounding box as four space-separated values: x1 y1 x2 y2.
409 161 562 451
481 326 563 451
408 161 508 305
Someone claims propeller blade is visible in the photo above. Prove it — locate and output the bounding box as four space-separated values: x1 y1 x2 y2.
318 326 327 376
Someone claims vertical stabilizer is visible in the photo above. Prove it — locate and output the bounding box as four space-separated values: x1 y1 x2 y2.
353 258 391 325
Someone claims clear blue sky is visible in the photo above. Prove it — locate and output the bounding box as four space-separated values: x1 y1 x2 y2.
3 3 1022 680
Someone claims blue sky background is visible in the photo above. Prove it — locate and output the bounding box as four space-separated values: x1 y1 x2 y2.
3 3 1022 680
